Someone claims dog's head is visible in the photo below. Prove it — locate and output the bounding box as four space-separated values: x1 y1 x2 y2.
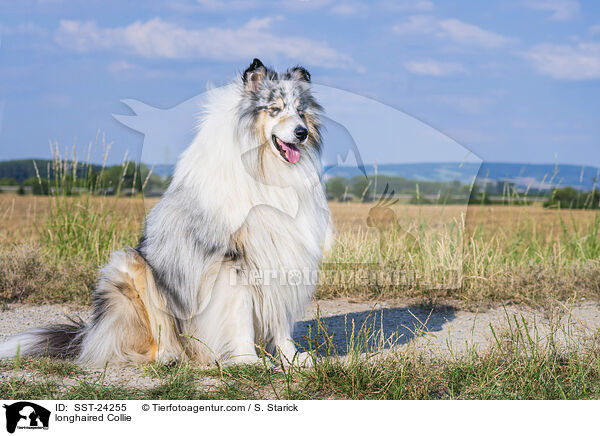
238 58 322 165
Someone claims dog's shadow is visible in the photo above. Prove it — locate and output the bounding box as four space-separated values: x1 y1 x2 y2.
292 305 456 356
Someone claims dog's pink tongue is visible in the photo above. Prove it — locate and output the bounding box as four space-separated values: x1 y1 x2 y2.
278 139 300 163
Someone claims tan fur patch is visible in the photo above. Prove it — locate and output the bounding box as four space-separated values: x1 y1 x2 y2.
139 259 183 363
231 226 247 261
254 111 270 180
255 111 268 145
276 114 291 124
119 252 158 359
304 113 321 145
269 97 284 113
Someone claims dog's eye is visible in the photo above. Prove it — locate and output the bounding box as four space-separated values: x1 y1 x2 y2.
297 106 305 116
268 107 281 116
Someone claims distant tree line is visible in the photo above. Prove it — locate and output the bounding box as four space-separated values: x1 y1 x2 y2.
325 175 472 204
0 159 170 196
325 175 600 209
3 159 599 209
544 187 599 210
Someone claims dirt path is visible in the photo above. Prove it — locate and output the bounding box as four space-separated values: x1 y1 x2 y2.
1 299 599 389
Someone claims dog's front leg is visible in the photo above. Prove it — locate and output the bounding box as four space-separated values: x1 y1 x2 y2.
191 266 262 366
273 335 311 367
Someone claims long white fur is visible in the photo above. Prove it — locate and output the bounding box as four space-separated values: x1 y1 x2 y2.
160 82 331 364
0 75 333 367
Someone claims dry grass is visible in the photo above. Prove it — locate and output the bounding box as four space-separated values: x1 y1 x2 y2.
0 194 150 244
0 244 95 304
0 194 149 304
1 195 599 399
323 201 600 306
0 194 599 307
330 201 600 236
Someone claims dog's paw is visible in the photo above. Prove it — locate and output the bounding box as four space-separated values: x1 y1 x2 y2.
278 351 314 368
155 350 183 364
224 354 263 367
293 351 314 368
297 351 315 367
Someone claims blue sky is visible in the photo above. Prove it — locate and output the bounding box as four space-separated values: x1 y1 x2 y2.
0 0 599 166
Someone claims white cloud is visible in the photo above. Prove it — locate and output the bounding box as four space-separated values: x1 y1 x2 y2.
195 0 259 9
108 60 214 80
330 2 368 15
54 17 357 70
168 0 432 15
329 0 432 16
404 59 465 76
438 19 513 48
108 60 137 75
279 0 333 11
379 0 434 11
589 24 600 36
393 15 514 49
523 0 580 21
523 42 600 80
167 0 260 13
393 15 436 34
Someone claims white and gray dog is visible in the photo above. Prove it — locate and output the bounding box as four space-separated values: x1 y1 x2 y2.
0 59 333 366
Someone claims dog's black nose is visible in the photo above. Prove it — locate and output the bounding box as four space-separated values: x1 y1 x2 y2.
294 126 308 141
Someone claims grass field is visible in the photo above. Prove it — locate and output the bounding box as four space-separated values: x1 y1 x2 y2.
1 192 599 399
1 193 598 306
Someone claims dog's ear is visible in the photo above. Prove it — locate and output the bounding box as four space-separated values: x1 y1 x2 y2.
287 66 311 83
243 58 266 92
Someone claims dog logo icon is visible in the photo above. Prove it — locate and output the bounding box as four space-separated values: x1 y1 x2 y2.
3 402 50 433
367 184 420 260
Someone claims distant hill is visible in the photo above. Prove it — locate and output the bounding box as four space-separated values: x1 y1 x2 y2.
1 159 598 191
476 162 599 191
325 162 480 185
324 162 600 191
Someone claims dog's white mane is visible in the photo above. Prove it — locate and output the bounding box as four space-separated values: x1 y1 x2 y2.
142 80 332 332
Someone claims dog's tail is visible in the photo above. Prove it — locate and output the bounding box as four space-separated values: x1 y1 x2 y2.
0 318 87 360
0 248 182 366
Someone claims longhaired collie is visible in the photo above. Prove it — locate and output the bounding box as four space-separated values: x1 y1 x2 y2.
0 59 333 366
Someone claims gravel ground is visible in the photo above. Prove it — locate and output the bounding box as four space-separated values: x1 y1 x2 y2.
298 299 600 355
1 299 599 389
